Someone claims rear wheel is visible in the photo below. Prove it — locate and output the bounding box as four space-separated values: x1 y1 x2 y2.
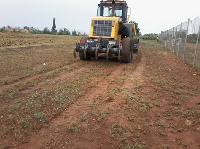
121 37 132 63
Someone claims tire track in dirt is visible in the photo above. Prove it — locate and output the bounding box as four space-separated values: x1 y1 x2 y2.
0 61 82 92
21 66 87 94
96 49 146 127
18 61 131 149
0 61 104 104
0 43 77 92
20 60 102 95
66 50 146 149
0 44 58 50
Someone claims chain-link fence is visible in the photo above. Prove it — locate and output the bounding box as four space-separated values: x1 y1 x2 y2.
160 17 200 70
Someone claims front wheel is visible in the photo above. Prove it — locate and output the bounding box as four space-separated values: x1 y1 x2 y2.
121 37 132 63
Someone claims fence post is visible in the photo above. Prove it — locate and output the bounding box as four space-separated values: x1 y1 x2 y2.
174 26 177 54
173 27 175 53
167 30 169 49
183 18 190 62
177 23 182 57
193 26 200 68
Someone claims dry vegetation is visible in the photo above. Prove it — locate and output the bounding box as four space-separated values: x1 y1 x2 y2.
0 33 200 149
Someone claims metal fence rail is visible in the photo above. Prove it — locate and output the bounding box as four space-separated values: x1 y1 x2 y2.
160 17 200 70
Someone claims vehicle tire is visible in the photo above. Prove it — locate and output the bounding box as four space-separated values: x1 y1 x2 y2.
121 37 132 63
133 38 139 53
79 52 91 60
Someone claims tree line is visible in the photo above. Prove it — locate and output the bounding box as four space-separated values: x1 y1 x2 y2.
0 26 85 36
0 18 86 36
0 18 140 36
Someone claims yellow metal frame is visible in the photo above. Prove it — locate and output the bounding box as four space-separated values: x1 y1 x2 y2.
89 17 121 40
125 23 137 36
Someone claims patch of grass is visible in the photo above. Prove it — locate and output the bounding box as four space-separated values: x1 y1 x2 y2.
34 112 46 122
127 114 135 122
109 87 120 94
158 130 167 136
139 99 153 112
45 71 57 79
65 125 79 132
97 111 105 122
154 102 163 107
170 100 181 106
110 123 124 135
89 100 101 108
174 90 185 95
124 143 144 149
20 116 30 128
152 94 161 100
80 112 88 122
157 120 164 128
181 109 200 119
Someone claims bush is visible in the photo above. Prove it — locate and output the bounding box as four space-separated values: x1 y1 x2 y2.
58 28 70 35
43 27 51 34
0 26 6 32
142 34 157 40
187 34 200 44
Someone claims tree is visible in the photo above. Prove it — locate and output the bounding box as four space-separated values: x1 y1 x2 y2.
63 28 70 35
58 28 70 35
29 27 42 34
0 26 6 32
129 20 140 36
24 26 30 30
43 27 51 34
72 29 77 36
51 17 57 34
142 33 157 40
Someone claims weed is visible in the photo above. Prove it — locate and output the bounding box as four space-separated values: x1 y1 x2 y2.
187 91 198 96
158 130 166 136
89 100 100 108
109 87 119 93
45 71 56 78
127 114 135 122
105 110 110 114
126 94 134 100
80 112 88 122
115 113 120 117
139 99 153 112
110 123 124 135
34 112 46 122
120 87 127 91
157 121 164 128
154 102 163 107
20 116 30 128
192 85 198 91
181 109 200 118
174 90 184 95
66 125 79 132
170 100 181 106
97 111 105 122
152 94 161 100
9 103 21 112
124 143 144 149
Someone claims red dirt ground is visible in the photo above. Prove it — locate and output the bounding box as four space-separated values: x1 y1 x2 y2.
1 36 200 149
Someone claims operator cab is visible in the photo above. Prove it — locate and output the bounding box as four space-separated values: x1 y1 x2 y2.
97 0 129 23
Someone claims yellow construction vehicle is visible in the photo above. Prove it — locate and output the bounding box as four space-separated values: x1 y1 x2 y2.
74 0 139 63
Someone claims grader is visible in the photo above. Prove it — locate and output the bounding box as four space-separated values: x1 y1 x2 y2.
74 0 139 63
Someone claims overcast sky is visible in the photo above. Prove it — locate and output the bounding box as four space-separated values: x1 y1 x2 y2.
0 0 200 34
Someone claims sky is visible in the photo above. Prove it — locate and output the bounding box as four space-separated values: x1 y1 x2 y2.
0 0 200 34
